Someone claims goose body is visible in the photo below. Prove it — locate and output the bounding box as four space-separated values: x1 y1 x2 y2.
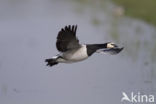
45 25 123 67
62 45 88 62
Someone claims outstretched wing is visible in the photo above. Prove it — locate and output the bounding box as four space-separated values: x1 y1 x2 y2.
56 25 80 52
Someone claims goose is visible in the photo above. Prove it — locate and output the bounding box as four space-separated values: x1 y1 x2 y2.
45 25 123 67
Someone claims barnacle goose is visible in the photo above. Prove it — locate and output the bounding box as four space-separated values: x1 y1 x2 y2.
45 25 123 67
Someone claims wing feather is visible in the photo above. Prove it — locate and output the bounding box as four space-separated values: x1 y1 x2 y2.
56 25 80 52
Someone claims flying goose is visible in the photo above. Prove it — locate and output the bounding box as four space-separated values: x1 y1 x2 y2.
45 25 123 67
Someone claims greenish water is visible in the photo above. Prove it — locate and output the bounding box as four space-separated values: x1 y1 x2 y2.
111 0 156 26
75 0 156 26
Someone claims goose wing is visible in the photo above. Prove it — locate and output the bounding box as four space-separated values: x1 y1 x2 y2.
56 25 80 52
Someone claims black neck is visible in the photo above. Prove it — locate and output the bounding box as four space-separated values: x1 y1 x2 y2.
86 43 107 56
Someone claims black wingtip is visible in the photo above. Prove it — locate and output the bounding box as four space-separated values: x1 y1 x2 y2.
120 47 124 51
118 47 124 52
113 47 124 54
99 46 124 55
63 25 78 35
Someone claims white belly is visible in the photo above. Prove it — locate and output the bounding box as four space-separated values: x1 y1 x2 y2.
63 45 88 62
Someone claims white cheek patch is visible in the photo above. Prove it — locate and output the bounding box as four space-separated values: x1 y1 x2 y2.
107 43 115 48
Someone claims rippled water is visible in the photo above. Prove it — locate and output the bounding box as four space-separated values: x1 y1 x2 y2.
0 0 155 104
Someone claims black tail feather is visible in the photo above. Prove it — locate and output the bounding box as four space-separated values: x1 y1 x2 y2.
45 58 58 67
